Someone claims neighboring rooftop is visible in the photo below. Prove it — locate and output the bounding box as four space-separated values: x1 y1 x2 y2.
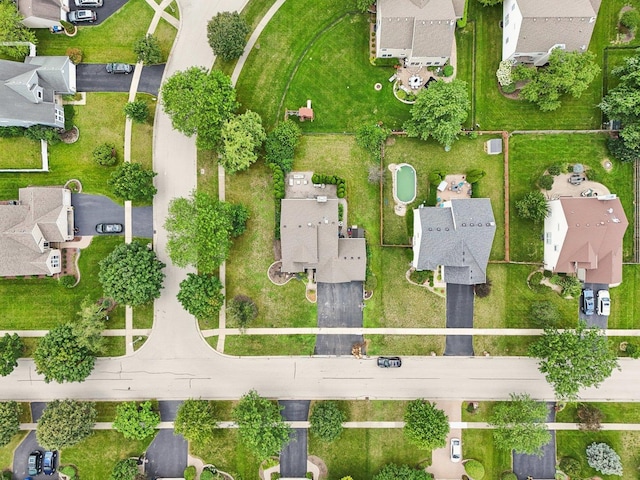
18 0 63 27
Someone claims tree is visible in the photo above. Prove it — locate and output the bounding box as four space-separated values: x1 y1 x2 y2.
124 101 149 123
70 296 108 353
228 295 258 329
586 443 623 476
111 458 139 480
403 399 449 450
515 191 549 223
108 162 157 202
207 11 249 61
177 273 224 320
265 120 301 173
489 393 551 455
577 403 604 431
0 333 23 376
93 142 118 166
220 111 266 173
164 191 248 273
355 124 391 161
0 0 37 59
33 325 96 383
529 321 619 400
36 400 97 450
174 399 217 444
404 80 470 148
529 301 560 328
99 241 166 306
133 34 162 64
232 390 292 460
0 401 20 447
113 401 160 440
372 464 432 480
161 67 238 150
309 401 346 442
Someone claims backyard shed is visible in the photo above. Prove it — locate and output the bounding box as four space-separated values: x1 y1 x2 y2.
484 138 502 155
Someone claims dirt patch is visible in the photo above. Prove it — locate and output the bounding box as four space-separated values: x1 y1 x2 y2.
60 247 78 277
273 239 282 261
60 126 79 144
617 6 637 43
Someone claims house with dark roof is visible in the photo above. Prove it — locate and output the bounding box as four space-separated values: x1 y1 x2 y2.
0 56 75 128
18 0 68 29
0 186 74 277
412 199 496 285
376 0 465 67
280 198 366 283
502 0 601 66
544 196 628 286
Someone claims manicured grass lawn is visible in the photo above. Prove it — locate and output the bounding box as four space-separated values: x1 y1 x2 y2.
609 265 640 329
382 136 506 260
102 336 125 356
455 23 475 129
131 94 157 171
154 17 177 63
460 400 497 422
0 137 42 169
508 134 634 262
34 0 155 63
0 432 28 470
462 430 512 479
557 402 640 424
0 93 128 200
133 303 154 329
222 334 316 356
197 150 219 197
333 400 410 421
309 430 430 480
190 429 262 480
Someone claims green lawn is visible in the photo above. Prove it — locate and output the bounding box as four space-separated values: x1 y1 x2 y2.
0 432 28 471
131 94 157 171
332 400 410 421
154 17 178 63
221 334 316 356
455 22 475 129
0 136 42 169
190 429 262 480
462 430 512 479
608 265 640 329
557 402 640 424
133 303 154 329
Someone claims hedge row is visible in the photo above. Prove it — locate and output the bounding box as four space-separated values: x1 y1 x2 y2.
311 173 346 198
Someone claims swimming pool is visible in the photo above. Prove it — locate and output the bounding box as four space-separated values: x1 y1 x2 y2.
393 163 416 204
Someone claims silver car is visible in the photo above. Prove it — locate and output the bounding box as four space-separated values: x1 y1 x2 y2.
74 0 102 6
68 9 97 22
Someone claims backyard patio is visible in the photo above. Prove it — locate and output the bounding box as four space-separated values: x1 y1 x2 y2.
436 174 473 206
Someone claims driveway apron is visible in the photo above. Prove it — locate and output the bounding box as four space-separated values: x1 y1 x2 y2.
13 430 60 480
279 401 311 478
76 63 165 95
72 193 152 237
580 282 609 328
445 283 474 356
145 429 188 479
315 282 364 355
512 402 557 480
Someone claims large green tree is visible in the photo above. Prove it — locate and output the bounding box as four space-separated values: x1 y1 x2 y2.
515 191 549 224
355 124 391 161
220 111 266 173
530 321 619 400
404 80 470 148
177 273 224 320
0 401 20 447
207 11 249 61
232 390 292 460
161 67 238 150
33 325 96 383
113 401 160 440
403 399 449 450
0 0 37 59
164 191 248 273
108 162 157 202
0 333 23 376
309 401 346 443
99 241 166 306
36 400 97 450
174 399 217 444
489 393 551 455
133 34 162 64
265 120 301 173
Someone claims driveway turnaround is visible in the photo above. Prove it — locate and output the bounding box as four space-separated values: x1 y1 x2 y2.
13 430 60 480
315 282 364 355
512 402 556 480
145 429 188 479
76 64 165 95
445 284 474 356
580 282 609 328
72 193 152 237
66 0 129 26
279 401 310 478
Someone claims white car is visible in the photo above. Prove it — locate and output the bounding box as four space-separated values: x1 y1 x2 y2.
597 290 611 316
450 438 461 462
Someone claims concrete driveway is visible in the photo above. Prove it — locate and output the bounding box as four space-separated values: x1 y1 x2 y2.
427 400 464 480
76 64 165 95
13 431 59 480
513 403 556 480
580 282 609 328
72 193 152 237
445 284 474 356
279 401 310 478
315 282 364 355
145 429 187 479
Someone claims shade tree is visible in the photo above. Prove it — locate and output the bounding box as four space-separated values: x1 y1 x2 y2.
108 162 157 202
220 110 266 173
207 11 249 61
177 273 224 320
113 401 160 440
403 399 449 450
33 325 96 383
0 333 23 376
36 400 97 450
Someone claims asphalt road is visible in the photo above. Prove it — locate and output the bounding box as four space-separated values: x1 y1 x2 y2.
72 193 153 237
145 429 187 479
67 0 129 25
513 403 556 480
12 431 59 480
279 401 310 478
445 283 475 356
76 64 165 95
580 282 609 328
315 282 364 355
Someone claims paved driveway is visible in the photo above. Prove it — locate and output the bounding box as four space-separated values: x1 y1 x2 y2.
445 284 474 356
72 193 153 237
513 403 556 480
66 0 130 25
315 282 364 355
580 282 609 328
279 401 310 478
427 401 465 480
13 431 59 480
76 64 165 95
145 429 188 479
158 400 183 421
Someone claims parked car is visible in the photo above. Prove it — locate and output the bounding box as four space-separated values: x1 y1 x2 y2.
582 288 595 315
377 356 402 368
450 438 462 462
106 63 133 74
43 450 57 475
67 9 97 22
96 223 123 234
597 290 611 316
74 0 102 6
27 451 43 476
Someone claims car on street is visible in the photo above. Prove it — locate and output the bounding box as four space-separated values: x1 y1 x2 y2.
582 288 595 315
450 438 461 462
597 290 611 316
96 223 123 234
67 9 97 22
106 63 133 74
28 451 43 476
43 450 57 475
74 0 102 6
377 356 402 368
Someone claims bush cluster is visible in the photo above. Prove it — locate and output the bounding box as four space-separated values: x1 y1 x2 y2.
428 169 446 186
311 173 346 198
547 164 563 176
65 47 83 64
24 125 60 144
466 168 485 184
0 126 25 138
464 460 485 480
559 457 581 477
59 275 75 288
271 164 285 199
443 65 454 77
621 9 640 31
93 143 117 166
538 174 554 190
338 203 344 221
501 82 517 94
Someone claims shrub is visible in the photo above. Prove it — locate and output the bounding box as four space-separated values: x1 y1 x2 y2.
228 295 258 329
59 275 75 288
271 165 285 199
410 269 432 284
621 9 640 31
474 279 491 298
496 60 513 86
501 82 516 94
338 203 344 221
559 457 581 477
24 125 60 144
607 137 640 163
59 466 78 480
559 275 581 297
501 473 517 480
124 101 149 123
93 143 118 166
464 460 485 480
0 126 25 138
429 169 446 186
443 65 454 77
585 168 599 182
586 442 623 476
547 164 562 176
512 64 537 82
200 469 216 480
64 105 76 131
184 466 197 480
133 34 162 64
466 169 485 184
66 48 83 64
60 19 75 33
538 174 554 190
625 342 640 358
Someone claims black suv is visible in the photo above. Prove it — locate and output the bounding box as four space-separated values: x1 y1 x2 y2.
28 450 43 476
377 356 402 368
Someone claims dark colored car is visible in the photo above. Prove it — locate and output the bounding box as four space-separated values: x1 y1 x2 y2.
67 9 97 23
28 450 43 476
106 63 133 74
377 356 402 368
43 450 57 475
96 223 123 234
582 288 595 315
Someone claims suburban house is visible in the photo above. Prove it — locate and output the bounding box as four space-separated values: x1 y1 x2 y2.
0 56 75 128
502 0 601 66
544 196 628 286
0 186 75 277
375 0 465 67
18 0 68 28
280 198 366 283
412 199 496 285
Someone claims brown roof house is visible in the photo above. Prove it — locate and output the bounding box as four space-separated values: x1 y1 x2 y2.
280 198 366 283
544 195 628 286
502 0 601 66
18 0 68 29
376 0 465 67
0 186 74 277
412 199 496 285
